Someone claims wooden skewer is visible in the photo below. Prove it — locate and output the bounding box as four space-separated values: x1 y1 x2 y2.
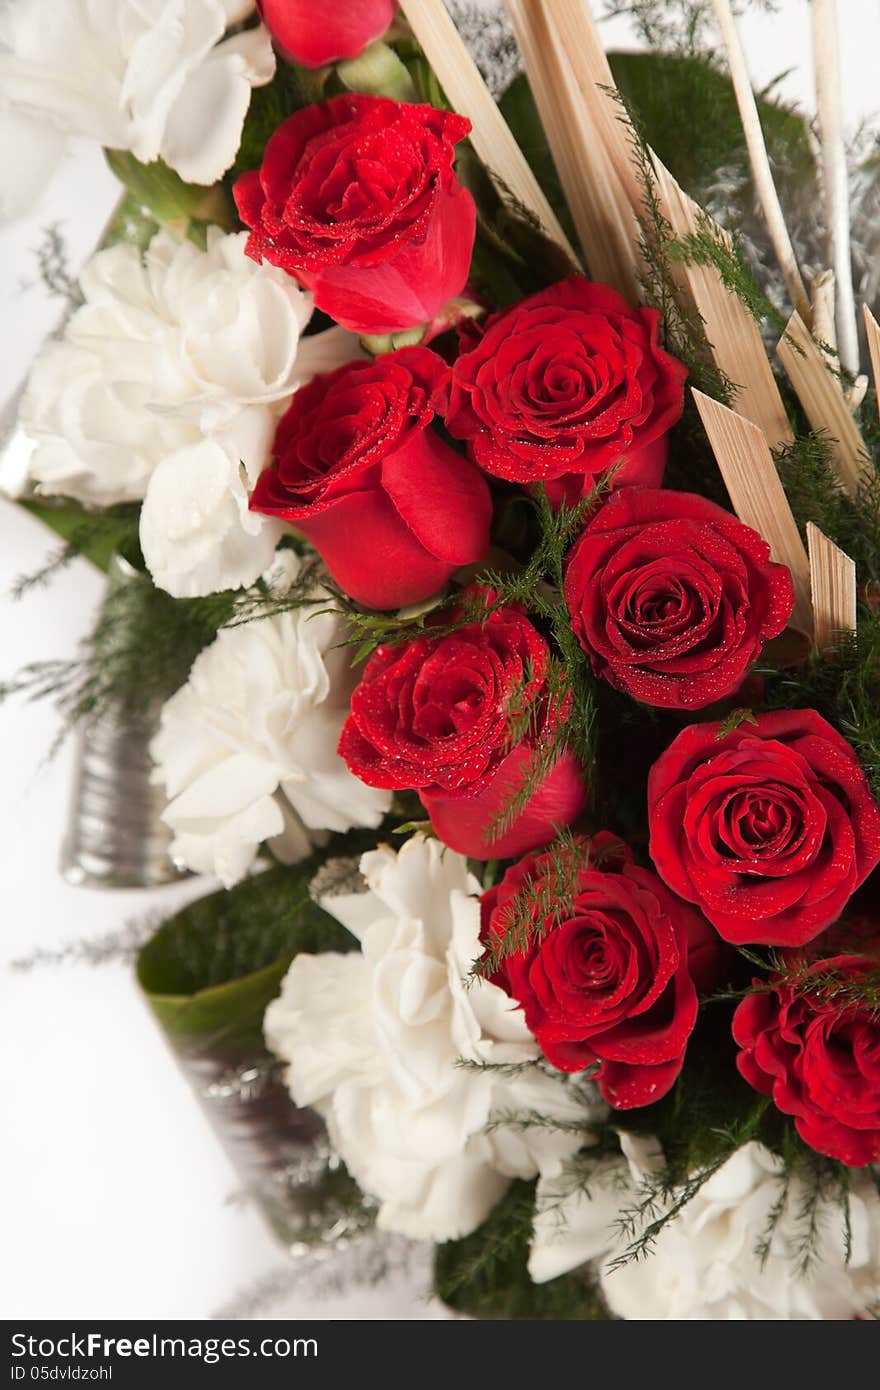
863 305 880 422
776 311 868 495
806 521 857 654
503 0 639 297
397 0 577 261
655 162 792 448
711 0 810 322
693 389 812 633
811 0 859 375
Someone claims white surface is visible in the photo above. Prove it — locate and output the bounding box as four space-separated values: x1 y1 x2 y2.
1 0 879 1320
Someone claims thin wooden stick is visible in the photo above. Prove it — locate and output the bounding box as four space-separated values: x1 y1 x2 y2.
711 0 810 323
655 161 792 448
776 310 868 494
693 389 812 632
397 0 576 260
503 0 639 297
811 0 859 375
863 305 880 422
541 0 647 219
806 521 857 653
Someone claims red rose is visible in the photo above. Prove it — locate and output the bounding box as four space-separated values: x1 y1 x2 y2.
733 955 880 1165
338 596 587 858
444 277 687 505
250 348 491 610
564 488 794 708
257 0 397 67
233 95 476 335
648 710 880 946
483 835 719 1107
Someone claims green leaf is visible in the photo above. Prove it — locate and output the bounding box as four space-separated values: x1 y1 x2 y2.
337 40 416 101
104 149 218 225
17 499 140 575
607 49 816 206
716 707 759 739
137 855 357 1059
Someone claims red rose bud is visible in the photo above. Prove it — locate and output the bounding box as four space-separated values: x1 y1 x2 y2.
337 594 588 857
733 955 880 1166
648 710 880 947
445 276 688 504
257 0 398 67
250 348 491 610
234 95 476 335
564 487 794 709
482 834 720 1108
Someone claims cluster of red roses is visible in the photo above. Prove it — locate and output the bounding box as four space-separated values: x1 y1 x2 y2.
233 90 880 1167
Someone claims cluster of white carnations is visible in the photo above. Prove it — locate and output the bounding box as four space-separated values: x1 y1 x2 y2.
21 229 360 598
266 832 880 1320
0 0 273 215
150 551 391 885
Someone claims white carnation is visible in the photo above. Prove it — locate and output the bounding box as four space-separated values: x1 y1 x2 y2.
21 229 360 595
530 1138 880 1320
265 834 594 1243
150 553 391 886
0 0 273 215
139 439 283 598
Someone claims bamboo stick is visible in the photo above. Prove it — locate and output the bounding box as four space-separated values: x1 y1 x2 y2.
397 0 576 260
806 521 857 654
863 305 880 421
693 390 812 632
811 0 859 375
711 0 810 323
655 162 793 448
776 310 868 494
503 0 639 297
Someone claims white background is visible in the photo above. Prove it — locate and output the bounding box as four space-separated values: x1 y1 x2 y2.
1 0 879 1320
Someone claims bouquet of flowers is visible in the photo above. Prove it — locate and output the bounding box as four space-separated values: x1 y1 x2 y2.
5 0 880 1320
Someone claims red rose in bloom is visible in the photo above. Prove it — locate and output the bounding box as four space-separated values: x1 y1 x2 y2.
564 488 794 708
648 710 880 946
482 835 720 1107
338 595 587 858
233 95 476 335
250 347 490 610
444 277 687 506
257 1 397 67
733 955 880 1165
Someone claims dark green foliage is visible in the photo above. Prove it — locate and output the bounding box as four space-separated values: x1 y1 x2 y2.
759 608 880 801
137 856 356 1001
608 48 814 207
137 846 364 1061
228 61 325 183
433 1180 609 1319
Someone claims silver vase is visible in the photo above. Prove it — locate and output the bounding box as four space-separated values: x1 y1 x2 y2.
60 554 183 889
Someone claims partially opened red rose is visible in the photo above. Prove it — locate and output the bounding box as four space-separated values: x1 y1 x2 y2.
250 347 491 610
733 954 880 1166
234 95 476 335
648 710 880 946
445 276 687 505
483 835 720 1108
564 487 794 708
338 594 588 857
257 0 397 67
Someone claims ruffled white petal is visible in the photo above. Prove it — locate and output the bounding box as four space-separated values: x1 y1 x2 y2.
266 834 592 1242
151 554 391 886
0 0 274 208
